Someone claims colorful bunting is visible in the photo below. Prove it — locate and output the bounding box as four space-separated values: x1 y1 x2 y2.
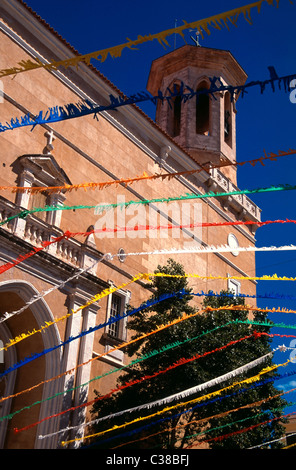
11 331 266 433
0 149 294 195
60 354 292 446
2 183 296 229
113 386 296 449
1 65 296 133
84 367 296 449
2 219 296 279
0 0 295 450
187 409 296 448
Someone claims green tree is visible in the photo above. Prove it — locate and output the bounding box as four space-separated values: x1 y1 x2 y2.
195 292 289 449
89 259 288 449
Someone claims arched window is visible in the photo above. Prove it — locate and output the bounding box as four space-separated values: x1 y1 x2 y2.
196 81 210 135
173 93 181 137
224 92 232 146
166 82 182 138
171 83 182 137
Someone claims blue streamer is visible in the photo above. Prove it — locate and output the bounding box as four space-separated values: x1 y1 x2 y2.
82 368 296 449
1 287 295 379
0 289 186 379
0 67 295 133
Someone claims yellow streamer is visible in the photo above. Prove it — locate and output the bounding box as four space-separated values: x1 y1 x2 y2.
151 272 296 282
61 358 291 446
283 441 296 449
0 0 281 79
113 387 296 449
2 303 254 405
0 274 146 352
2 270 296 353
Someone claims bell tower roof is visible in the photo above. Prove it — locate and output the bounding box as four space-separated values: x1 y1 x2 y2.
147 45 248 96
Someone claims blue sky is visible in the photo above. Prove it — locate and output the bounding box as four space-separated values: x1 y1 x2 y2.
22 0 296 417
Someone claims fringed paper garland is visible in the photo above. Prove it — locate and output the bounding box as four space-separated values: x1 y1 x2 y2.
111 243 296 259
2 183 296 228
80 218 296 235
1 64 296 133
186 409 296 448
0 149 295 195
60 353 290 446
0 0 284 79
84 366 296 449
150 271 296 282
113 385 296 449
11 331 266 432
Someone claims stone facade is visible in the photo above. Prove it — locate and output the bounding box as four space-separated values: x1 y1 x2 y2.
0 0 260 449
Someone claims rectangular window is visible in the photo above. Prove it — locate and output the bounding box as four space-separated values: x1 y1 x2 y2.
29 188 48 222
108 294 122 338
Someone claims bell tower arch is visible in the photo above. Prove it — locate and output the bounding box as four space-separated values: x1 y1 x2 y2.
147 45 248 186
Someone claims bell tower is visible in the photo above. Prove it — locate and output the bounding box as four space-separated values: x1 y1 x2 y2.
147 45 248 185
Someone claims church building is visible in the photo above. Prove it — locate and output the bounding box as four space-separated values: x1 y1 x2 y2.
0 0 260 449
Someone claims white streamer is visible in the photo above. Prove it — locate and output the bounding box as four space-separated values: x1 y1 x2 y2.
38 351 274 440
2 243 295 323
0 254 109 323
112 244 296 259
247 431 296 449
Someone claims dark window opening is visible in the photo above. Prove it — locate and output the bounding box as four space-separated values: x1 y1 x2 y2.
173 91 181 137
108 295 121 338
224 92 232 147
224 110 231 138
196 88 210 135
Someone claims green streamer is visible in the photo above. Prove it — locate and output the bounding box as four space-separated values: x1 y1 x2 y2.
0 322 232 422
1 183 296 228
183 402 296 444
1 318 294 423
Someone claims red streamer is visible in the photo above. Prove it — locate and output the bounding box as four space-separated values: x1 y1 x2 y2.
85 219 296 234
13 331 270 435
187 410 296 448
2 220 295 277
0 231 71 275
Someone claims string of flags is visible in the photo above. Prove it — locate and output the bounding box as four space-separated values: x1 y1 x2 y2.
0 0 296 451
1 65 296 133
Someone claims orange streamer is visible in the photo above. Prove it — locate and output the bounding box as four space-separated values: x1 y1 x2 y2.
0 149 294 194
113 387 296 449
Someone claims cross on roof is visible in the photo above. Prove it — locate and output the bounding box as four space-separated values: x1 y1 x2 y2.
190 29 201 47
44 130 56 154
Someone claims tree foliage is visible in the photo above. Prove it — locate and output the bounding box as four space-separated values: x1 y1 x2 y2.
89 259 288 449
